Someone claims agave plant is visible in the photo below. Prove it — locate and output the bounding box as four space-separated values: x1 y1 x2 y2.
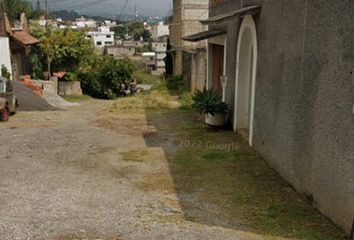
192 88 230 116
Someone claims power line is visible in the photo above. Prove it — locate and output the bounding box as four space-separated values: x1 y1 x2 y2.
118 0 129 19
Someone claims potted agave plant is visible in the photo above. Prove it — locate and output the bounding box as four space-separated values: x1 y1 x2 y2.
192 88 230 127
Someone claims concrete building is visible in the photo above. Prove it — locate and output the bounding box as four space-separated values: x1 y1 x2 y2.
151 22 169 40
105 45 136 59
169 0 209 92
87 26 115 47
152 42 167 75
74 16 96 29
184 0 354 234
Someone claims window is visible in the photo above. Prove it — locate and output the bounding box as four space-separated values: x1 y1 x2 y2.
105 41 113 45
97 41 102 46
87 35 91 38
0 80 4 92
106 35 111 38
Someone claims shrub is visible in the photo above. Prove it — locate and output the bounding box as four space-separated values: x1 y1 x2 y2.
166 75 189 94
80 57 136 99
29 53 42 79
1 65 11 79
192 88 230 116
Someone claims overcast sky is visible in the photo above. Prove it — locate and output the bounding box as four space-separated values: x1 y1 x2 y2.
30 0 172 16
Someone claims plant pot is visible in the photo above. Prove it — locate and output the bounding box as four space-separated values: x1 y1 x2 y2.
205 113 226 127
43 71 50 80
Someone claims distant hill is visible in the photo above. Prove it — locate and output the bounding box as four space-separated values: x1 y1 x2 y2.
50 10 106 22
50 10 80 21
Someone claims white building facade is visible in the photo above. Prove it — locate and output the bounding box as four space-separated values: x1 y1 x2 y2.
0 37 12 79
87 26 115 47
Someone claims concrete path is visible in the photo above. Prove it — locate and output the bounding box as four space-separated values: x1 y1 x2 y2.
0 100 286 240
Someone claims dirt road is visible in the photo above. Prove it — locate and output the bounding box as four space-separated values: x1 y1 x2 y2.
0 100 286 240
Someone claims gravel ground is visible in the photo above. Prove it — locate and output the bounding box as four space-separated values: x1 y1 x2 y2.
0 100 286 240
12 81 56 112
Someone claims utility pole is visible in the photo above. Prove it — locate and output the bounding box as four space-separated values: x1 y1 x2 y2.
135 5 138 21
44 0 48 16
36 0 41 11
1 0 6 12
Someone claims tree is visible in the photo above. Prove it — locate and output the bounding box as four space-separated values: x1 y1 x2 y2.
80 57 136 99
0 0 32 23
127 22 151 41
111 25 127 40
30 24 94 77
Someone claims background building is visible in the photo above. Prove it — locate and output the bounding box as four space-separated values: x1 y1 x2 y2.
87 26 115 47
169 0 209 92
151 21 169 40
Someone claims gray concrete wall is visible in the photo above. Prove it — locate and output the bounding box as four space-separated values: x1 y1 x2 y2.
212 0 354 233
58 81 83 96
253 0 354 232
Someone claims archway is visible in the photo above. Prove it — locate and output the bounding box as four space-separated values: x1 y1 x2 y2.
233 15 258 146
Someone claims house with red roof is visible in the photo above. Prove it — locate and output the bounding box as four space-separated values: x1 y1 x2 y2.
0 12 39 80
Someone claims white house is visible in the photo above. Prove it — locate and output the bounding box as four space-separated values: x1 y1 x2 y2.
0 36 12 78
87 26 115 47
74 17 96 29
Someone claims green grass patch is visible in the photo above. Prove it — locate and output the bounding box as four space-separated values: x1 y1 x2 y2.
146 109 347 240
133 70 162 84
61 95 92 103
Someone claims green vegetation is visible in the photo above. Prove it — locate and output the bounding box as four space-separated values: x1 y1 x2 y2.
1 65 11 79
31 25 94 78
108 76 346 240
192 88 230 115
132 70 161 84
0 0 31 22
127 22 151 41
0 0 44 22
111 22 151 41
80 57 136 99
61 95 92 103
30 25 137 99
110 25 127 40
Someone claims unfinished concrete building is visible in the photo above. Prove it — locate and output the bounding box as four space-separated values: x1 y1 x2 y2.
169 0 209 92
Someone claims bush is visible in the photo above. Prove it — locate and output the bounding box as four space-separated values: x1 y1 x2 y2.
192 88 230 116
133 70 161 84
166 75 189 94
80 57 136 99
1 65 11 79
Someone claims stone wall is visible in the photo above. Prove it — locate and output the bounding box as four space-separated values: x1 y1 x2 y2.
58 81 83 96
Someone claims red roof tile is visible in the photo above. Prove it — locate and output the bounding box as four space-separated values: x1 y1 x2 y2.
11 31 39 45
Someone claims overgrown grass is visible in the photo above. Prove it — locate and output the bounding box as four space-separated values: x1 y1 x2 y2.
108 72 347 239
61 95 92 103
147 110 347 240
133 70 162 84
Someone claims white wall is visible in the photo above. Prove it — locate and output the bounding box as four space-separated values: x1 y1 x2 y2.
0 37 12 79
87 32 115 47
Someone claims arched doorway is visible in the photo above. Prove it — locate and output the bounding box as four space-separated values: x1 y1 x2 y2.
233 15 258 146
